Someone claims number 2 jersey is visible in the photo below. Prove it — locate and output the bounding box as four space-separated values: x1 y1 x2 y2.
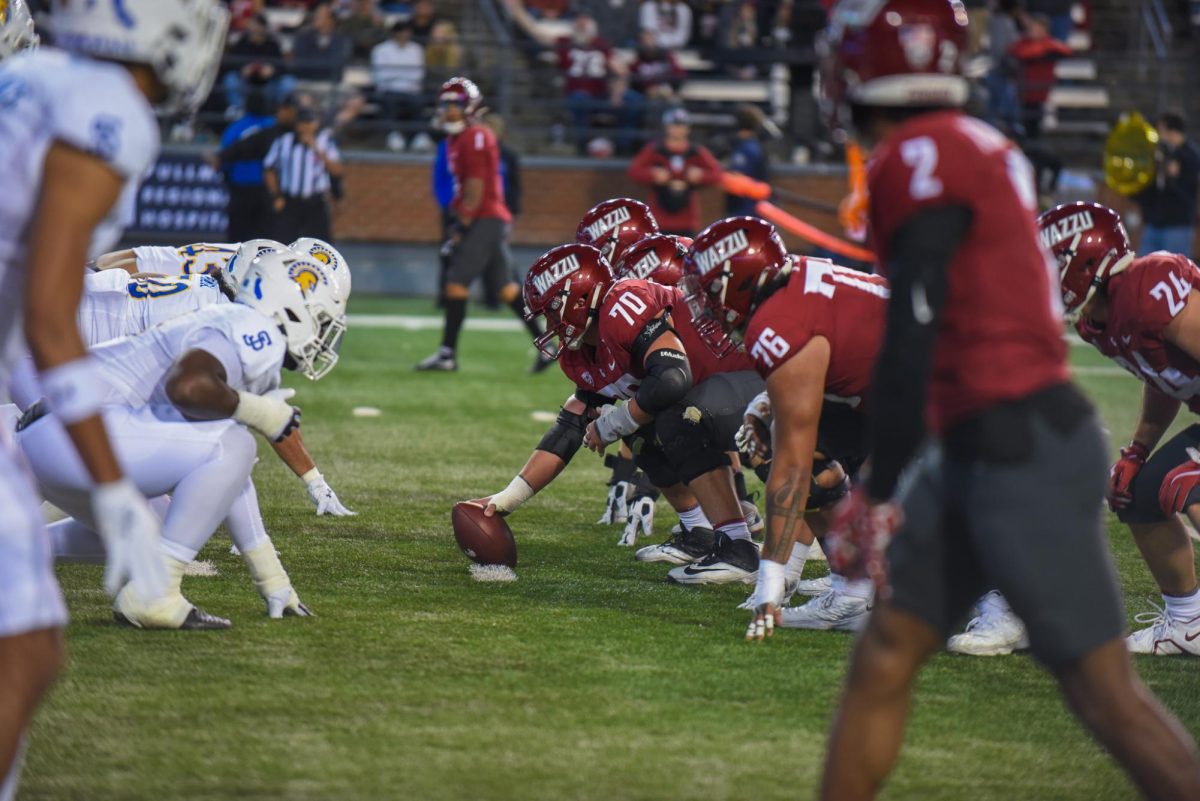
742 257 889 412
79 270 226 348
1076 252 1200 412
558 278 754 403
868 110 1069 431
0 49 159 391
90 303 286 409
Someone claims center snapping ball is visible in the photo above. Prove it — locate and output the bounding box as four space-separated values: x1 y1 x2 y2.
452 502 518 567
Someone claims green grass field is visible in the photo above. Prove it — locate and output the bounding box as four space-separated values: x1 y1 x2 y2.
22 297 1200 801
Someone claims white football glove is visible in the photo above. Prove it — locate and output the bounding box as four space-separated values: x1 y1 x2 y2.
304 472 356 516
619 495 656 546
91 478 168 599
597 480 633 525
234 388 301 441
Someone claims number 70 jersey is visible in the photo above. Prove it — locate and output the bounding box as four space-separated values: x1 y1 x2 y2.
742 258 889 413
1076 252 1200 412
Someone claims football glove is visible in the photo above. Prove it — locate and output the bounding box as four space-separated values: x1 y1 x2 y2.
827 487 901 592
593 403 641 446
304 471 356 517
1108 441 1149 511
619 494 656 546
597 480 633 525
92 478 168 599
734 416 771 467
1159 446 1200 517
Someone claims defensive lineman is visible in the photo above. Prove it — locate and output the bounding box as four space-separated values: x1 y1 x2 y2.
0 1 228 798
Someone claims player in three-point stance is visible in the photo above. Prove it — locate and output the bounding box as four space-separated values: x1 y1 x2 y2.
815 1 1200 799
1041 201 1200 655
0 1 229 797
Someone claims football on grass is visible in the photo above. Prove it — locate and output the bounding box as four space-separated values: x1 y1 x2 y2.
452 502 517 567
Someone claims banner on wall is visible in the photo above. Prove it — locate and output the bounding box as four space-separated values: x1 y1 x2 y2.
124 150 229 241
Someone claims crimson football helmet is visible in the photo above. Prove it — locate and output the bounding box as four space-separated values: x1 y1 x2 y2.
613 234 690 286
437 77 482 133
1037 202 1135 319
575 199 659 265
523 243 614 358
820 0 969 133
681 217 790 356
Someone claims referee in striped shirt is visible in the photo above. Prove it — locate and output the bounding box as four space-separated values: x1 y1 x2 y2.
264 107 343 242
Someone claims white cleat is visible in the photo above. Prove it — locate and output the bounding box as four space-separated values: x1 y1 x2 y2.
779 589 871 631
793 574 833 597
1126 605 1200 656
948 593 1029 656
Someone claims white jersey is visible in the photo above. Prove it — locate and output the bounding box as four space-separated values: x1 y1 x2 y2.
92 303 286 408
0 49 159 390
80 271 227 347
133 242 238 275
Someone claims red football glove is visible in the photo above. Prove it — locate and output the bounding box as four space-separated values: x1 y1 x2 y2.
826 487 902 593
1159 447 1200 517
1108 441 1149 511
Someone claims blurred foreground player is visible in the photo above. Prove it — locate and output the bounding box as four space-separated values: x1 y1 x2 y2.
818 2 1200 800
0 1 228 798
415 78 548 373
1041 201 1200 655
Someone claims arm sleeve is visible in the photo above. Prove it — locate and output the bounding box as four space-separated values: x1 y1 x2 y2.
864 204 972 500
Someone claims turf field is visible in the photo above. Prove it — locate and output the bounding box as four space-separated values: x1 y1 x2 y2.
23 297 1200 801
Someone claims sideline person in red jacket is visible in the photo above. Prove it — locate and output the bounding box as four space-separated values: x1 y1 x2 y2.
1008 13 1072 139
628 108 723 236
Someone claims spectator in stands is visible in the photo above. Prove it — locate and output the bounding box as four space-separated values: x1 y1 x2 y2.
639 0 692 50
223 13 293 117
628 107 723 236
230 0 267 32
725 0 760 79
372 21 426 151
338 0 387 58
523 0 571 20
424 20 464 93
724 105 767 218
576 0 642 47
629 29 685 103
1008 13 1071 140
1027 0 1072 42
214 93 303 240
410 0 443 46
292 2 353 82
986 0 1022 134
784 0 826 160
1137 110 1200 259
504 0 643 155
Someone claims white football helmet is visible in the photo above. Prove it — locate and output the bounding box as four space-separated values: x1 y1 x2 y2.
291 237 352 297
47 0 229 116
0 1 39 59
226 238 287 283
235 251 346 381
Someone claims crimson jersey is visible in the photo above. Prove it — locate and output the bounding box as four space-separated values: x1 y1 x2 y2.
556 37 612 98
448 123 511 223
743 258 889 413
557 278 753 401
868 110 1069 431
1077 252 1200 412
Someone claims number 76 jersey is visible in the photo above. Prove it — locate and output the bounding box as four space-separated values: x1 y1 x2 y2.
1076 252 1200 411
742 258 889 413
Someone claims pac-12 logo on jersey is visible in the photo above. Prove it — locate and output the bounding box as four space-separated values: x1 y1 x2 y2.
243 331 273 351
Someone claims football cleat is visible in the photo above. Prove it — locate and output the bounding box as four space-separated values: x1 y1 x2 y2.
667 533 759 585
947 592 1029 656
414 350 458 372
740 500 764 536
266 586 313 619
793 574 833 597
1126 604 1200 656
636 525 714 565
114 600 231 631
779 589 871 631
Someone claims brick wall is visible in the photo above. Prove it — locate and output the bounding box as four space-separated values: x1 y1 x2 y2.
331 158 852 252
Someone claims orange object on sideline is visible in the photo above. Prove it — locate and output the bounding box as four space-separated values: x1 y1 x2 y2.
839 140 869 242
756 201 877 264
719 171 772 201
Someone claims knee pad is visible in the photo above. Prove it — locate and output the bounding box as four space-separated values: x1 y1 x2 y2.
632 438 681 489
445 282 471 301
653 405 732 484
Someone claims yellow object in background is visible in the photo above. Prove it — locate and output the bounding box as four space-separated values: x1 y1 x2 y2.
1104 112 1159 197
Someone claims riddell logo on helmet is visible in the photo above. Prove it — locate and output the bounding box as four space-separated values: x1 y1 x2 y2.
695 230 749 274
1040 211 1094 249
630 251 661 279
533 254 581 295
585 207 632 242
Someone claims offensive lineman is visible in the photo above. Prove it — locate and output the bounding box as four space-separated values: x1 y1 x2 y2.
1040 201 1200 654
0 1 229 797
817 2 1200 799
